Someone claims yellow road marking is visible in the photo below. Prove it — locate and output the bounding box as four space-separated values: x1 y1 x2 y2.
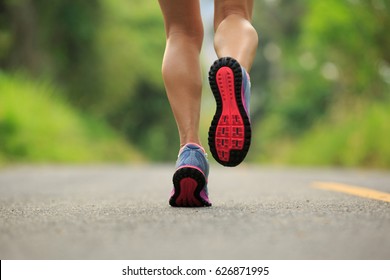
312 182 390 203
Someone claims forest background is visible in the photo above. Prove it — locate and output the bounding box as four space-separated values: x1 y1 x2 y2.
1 0 389 169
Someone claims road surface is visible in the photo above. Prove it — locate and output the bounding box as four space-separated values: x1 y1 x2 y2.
0 164 389 259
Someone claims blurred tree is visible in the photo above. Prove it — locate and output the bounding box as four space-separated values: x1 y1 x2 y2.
3 0 388 164
0 0 176 161
38 0 102 107
251 0 313 135
249 0 390 165
95 0 176 160
301 0 389 100
0 0 102 103
251 0 390 135
0 0 43 73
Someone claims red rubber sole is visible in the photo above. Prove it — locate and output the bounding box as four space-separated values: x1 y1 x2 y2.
208 57 251 167
175 178 202 207
214 66 245 162
170 167 211 207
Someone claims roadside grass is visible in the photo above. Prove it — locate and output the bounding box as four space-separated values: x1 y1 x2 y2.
254 100 390 169
0 72 143 165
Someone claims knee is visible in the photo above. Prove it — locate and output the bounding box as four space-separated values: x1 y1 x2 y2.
166 23 204 50
215 14 257 41
223 6 251 19
214 1 252 30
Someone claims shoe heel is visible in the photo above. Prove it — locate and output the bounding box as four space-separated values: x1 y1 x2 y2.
170 167 211 207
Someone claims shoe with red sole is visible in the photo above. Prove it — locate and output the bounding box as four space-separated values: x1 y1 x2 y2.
169 143 212 207
208 57 252 167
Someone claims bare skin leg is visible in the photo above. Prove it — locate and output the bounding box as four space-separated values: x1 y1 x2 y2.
158 0 259 205
214 0 258 71
158 0 258 150
158 0 204 148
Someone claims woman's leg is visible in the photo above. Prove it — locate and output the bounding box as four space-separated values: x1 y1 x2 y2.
207 0 258 166
214 0 258 71
159 0 211 207
158 0 204 148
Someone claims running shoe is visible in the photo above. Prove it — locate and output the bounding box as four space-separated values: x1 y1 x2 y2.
208 57 252 167
169 143 212 207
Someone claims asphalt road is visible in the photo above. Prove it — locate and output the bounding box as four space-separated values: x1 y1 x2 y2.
0 164 389 259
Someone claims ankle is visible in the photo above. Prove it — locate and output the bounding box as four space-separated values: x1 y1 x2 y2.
179 142 206 154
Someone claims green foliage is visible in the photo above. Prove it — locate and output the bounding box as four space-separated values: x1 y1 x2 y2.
300 0 386 98
95 0 165 112
0 0 176 162
249 0 390 168
0 72 143 164
107 79 177 161
1 0 390 167
95 0 176 160
282 100 390 168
